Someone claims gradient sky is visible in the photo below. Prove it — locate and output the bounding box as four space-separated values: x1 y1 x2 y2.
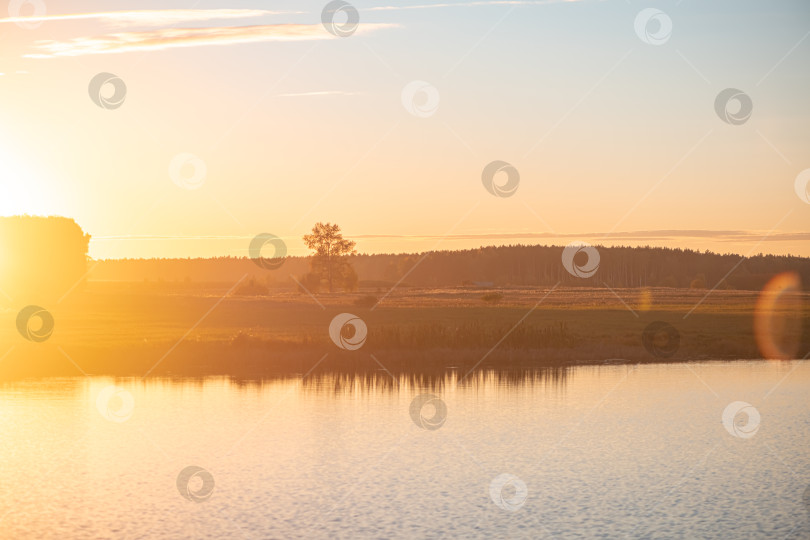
0 0 808 259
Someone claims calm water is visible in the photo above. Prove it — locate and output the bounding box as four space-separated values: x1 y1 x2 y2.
1 361 808 539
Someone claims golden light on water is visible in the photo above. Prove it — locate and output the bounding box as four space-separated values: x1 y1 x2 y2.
754 272 803 360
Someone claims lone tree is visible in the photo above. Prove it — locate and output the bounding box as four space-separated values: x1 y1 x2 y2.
302 222 357 292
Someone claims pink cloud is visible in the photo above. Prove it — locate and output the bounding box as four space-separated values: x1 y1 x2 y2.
26 23 397 58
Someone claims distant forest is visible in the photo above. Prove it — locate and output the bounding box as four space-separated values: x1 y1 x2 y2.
90 245 810 291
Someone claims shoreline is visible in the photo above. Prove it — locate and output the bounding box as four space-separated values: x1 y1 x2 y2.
0 341 804 381
1 285 806 380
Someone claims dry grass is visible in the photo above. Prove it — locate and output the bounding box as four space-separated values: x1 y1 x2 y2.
0 283 806 379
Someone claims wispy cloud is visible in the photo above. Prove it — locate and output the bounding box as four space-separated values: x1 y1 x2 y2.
0 9 296 28
9 3 580 58
93 230 810 243
26 23 397 58
366 0 589 11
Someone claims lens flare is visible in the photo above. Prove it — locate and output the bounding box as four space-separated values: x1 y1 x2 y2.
753 272 802 360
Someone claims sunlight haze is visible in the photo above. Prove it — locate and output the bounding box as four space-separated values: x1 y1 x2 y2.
0 0 808 259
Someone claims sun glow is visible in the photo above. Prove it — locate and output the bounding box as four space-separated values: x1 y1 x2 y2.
0 142 53 217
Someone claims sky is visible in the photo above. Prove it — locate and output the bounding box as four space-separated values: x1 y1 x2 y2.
0 0 808 259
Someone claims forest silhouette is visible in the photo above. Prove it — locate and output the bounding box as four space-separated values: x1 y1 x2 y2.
91 244 810 292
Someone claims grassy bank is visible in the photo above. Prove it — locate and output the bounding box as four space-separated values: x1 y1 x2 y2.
0 283 806 379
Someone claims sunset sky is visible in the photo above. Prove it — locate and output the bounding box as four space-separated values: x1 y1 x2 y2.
0 0 808 259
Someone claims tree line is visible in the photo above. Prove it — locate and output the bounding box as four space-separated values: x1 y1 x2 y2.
7 217 806 301
91 243 810 292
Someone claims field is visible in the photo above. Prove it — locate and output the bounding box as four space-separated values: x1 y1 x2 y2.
0 282 807 380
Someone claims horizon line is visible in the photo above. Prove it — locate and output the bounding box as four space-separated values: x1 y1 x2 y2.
91 229 810 243
89 239 810 262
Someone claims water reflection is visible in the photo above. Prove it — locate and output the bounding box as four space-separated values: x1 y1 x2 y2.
0 361 807 539
298 367 571 394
